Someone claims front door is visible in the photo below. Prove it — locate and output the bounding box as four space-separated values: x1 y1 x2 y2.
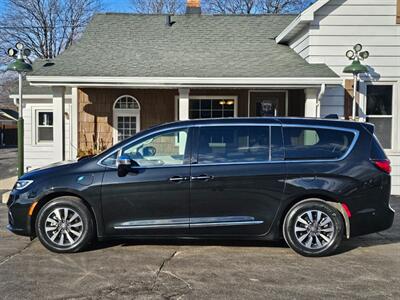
250 91 286 117
189 124 286 236
101 127 192 235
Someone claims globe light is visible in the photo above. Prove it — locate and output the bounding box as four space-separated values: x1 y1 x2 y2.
353 43 362 52
23 48 31 57
7 48 17 57
15 42 24 50
346 50 354 59
360 51 369 60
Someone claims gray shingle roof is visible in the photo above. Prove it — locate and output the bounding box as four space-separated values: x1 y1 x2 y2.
31 13 338 78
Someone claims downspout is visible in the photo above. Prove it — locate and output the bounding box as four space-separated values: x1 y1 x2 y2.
316 83 326 117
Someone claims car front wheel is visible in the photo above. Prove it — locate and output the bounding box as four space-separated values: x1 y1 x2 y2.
283 199 344 257
35 196 94 253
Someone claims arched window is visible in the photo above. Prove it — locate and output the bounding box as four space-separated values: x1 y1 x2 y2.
113 95 141 144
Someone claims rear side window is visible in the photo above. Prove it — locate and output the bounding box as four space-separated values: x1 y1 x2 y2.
197 126 269 164
283 127 355 161
370 134 387 160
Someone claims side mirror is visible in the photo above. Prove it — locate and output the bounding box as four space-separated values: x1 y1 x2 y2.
116 155 139 177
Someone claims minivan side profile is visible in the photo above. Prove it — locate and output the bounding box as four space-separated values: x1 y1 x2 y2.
7 118 394 256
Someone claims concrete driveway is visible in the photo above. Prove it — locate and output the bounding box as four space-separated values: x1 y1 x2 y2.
0 198 399 299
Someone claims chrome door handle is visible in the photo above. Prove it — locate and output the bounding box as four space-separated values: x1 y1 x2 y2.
191 174 214 181
169 176 187 182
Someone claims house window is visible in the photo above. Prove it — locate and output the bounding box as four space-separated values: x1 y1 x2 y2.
113 95 140 144
36 111 53 143
366 85 393 149
189 98 236 119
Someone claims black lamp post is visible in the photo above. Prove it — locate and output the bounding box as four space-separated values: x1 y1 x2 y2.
343 44 369 120
7 43 33 177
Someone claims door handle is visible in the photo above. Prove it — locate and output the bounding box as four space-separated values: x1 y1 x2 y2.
191 174 214 181
169 176 188 183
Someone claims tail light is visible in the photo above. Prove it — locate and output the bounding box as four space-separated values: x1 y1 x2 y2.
371 159 391 174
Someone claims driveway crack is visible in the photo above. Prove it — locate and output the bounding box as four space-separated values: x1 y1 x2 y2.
152 250 178 289
0 240 35 267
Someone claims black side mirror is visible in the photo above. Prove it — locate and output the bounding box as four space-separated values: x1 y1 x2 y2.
116 155 139 177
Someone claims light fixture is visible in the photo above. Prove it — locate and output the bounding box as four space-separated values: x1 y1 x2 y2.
23 48 31 57
360 51 369 60
226 100 234 105
354 43 362 52
16 42 24 50
7 48 17 57
219 100 226 105
346 50 354 60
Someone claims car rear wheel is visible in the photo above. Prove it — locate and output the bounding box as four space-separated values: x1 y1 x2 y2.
283 199 344 257
35 196 94 253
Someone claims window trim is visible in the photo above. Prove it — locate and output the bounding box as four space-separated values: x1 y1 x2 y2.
174 95 238 120
35 109 54 145
360 82 397 151
98 123 359 168
112 95 141 145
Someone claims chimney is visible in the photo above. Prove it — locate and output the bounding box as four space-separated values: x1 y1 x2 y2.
186 0 201 14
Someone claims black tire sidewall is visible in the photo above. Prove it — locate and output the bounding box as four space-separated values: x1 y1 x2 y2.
283 200 344 257
35 197 93 253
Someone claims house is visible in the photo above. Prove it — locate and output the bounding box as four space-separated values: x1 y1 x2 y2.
0 108 17 147
10 0 400 194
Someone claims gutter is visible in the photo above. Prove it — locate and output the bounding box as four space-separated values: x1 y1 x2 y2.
26 76 342 88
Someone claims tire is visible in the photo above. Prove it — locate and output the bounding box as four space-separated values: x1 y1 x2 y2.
283 199 344 257
35 196 94 253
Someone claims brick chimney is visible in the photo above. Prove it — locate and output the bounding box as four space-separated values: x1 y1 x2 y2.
186 0 201 14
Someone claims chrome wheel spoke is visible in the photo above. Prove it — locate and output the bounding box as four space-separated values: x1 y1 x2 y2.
59 232 65 246
320 227 334 233
297 216 309 225
295 226 307 232
306 211 314 222
315 235 323 248
69 213 79 223
65 231 74 244
298 232 310 242
319 233 331 243
50 229 61 241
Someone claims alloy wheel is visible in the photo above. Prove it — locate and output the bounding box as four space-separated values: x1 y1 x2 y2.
294 209 335 250
44 207 84 247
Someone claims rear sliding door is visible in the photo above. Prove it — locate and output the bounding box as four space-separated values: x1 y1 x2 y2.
189 124 286 236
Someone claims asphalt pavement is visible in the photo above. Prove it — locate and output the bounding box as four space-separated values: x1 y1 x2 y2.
0 197 399 299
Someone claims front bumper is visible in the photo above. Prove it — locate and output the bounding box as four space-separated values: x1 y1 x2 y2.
7 191 35 237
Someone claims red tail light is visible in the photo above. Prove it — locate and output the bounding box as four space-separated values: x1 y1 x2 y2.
371 159 391 174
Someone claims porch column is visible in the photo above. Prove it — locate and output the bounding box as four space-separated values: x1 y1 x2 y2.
71 87 78 159
52 86 66 162
178 88 190 120
304 88 319 118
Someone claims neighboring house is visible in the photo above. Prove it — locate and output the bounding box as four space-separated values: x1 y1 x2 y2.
0 108 17 147
10 0 400 194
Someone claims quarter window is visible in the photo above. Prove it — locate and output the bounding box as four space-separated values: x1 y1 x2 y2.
36 111 53 143
366 85 393 149
121 129 189 167
197 126 269 164
283 127 355 160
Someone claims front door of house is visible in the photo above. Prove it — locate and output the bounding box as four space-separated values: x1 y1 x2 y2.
249 91 286 117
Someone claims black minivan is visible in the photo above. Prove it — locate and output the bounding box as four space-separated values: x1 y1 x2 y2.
7 118 394 256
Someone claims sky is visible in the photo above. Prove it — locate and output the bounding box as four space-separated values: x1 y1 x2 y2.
0 0 133 13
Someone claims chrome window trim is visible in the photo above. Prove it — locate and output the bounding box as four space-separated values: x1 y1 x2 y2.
98 122 360 168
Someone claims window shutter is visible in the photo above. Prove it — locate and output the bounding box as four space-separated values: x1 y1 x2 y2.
344 79 353 120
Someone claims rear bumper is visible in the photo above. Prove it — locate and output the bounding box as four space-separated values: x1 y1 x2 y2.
350 204 395 237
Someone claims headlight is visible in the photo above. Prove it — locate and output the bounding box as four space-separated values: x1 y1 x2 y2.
14 180 34 190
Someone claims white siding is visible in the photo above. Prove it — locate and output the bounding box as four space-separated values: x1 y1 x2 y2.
288 0 400 194
23 99 73 171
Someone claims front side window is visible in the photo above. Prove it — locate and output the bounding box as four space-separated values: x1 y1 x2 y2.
189 98 235 119
37 111 53 143
366 85 393 149
197 126 269 164
283 127 355 160
121 129 189 167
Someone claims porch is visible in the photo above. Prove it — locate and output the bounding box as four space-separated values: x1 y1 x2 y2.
54 86 324 159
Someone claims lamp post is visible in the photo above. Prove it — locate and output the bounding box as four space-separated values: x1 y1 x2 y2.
6 43 33 177
343 44 369 120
